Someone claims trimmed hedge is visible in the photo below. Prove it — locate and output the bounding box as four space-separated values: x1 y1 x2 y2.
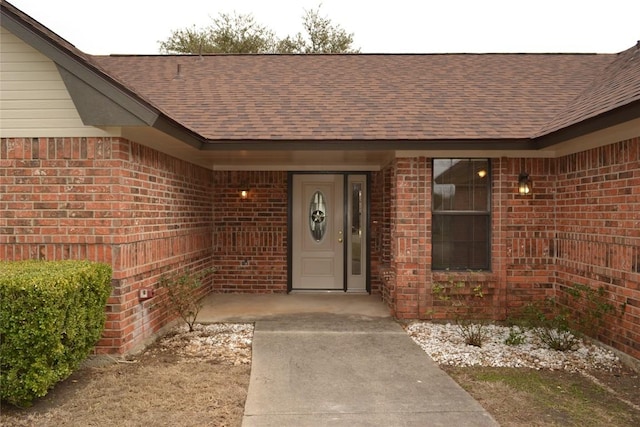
0 260 112 407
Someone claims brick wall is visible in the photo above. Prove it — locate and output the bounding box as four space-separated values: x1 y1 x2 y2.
553 138 640 359
0 137 214 354
373 165 396 308
370 169 388 296
374 158 505 320
372 141 639 360
386 158 430 318
212 171 288 292
504 157 557 313
3 136 638 359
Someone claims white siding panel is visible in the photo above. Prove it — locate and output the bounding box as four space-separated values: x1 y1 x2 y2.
2 70 65 81
1 61 59 72
1 50 55 63
2 99 78 109
1 118 99 127
1 89 75 100
0 25 114 138
3 79 68 91
2 108 82 119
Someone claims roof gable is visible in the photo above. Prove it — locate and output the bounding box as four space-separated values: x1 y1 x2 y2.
0 0 205 148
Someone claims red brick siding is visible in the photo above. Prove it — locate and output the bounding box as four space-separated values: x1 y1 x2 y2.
369 170 388 295
212 171 288 293
374 158 505 320
387 158 430 318
504 158 557 313
373 164 396 309
554 138 640 359
1 137 213 354
490 158 509 318
372 142 639 360
3 135 639 360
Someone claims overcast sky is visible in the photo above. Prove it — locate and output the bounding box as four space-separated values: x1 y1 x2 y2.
7 0 640 55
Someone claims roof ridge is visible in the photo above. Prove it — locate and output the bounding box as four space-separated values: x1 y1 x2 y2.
98 52 607 58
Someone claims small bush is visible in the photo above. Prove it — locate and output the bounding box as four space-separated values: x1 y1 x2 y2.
432 275 491 347
504 326 527 346
458 320 490 347
561 283 621 337
513 284 624 352
0 260 112 407
159 267 215 332
518 300 578 351
534 325 577 351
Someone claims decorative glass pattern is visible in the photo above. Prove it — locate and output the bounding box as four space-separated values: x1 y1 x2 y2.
309 190 327 242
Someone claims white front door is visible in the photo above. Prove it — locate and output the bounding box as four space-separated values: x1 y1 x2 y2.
291 174 367 292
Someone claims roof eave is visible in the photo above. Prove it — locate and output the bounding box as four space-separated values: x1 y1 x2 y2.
534 99 640 149
200 138 536 151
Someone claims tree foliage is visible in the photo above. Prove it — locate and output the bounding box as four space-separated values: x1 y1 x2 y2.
159 5 358 54
276 6 358 54
159 12 276 54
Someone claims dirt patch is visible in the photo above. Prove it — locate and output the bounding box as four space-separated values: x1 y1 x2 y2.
585 367 640 409
444 365 640 427
1 324 252 427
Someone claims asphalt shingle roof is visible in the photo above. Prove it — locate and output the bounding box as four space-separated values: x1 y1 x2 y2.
537 43 640 136
93 53 617 141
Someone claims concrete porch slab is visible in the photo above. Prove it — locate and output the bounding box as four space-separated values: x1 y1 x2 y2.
198 293 392 322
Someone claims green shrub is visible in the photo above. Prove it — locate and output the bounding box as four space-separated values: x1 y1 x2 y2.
504 326 527 346
514 284 625 352
561 283 621 337
0 260 112 407
518 300 578 351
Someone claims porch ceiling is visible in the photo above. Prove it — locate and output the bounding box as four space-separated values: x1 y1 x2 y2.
121 116 640 170
206 150 394 171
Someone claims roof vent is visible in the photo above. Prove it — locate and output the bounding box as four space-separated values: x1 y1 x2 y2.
174 63 182 80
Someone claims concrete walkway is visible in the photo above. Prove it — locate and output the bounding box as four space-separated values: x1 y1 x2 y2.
199 294 498 426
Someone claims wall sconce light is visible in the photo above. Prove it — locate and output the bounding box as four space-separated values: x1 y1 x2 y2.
239 182 249 199
518 172 532 195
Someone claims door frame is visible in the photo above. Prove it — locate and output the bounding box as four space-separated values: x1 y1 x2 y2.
287 171 371 293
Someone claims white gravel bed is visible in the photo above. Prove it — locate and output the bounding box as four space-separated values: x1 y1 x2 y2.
405 322 622 372
148 321 622 373
149 323 253 365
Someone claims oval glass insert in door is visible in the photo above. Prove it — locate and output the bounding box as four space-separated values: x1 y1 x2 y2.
309 190 327 242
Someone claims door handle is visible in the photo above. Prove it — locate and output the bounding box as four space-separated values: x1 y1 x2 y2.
338 230 343 243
